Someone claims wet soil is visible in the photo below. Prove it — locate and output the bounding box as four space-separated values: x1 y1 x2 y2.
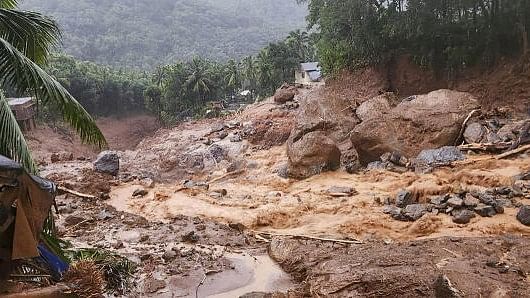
31 85 530 297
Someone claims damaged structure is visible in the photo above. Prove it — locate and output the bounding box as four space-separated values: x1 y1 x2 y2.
0 155 65 282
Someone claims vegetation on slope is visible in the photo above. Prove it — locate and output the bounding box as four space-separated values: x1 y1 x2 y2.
45 30 316 125
21 0 308 68
300 0 530 75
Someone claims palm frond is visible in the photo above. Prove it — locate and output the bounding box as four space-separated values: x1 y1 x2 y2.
0 0 18 9
0 8 61 64
0 37 107 147
0 91 38 173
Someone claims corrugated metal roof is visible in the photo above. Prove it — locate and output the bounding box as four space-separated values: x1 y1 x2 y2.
308 70 322 81
7 97 33 106
301 62 319 71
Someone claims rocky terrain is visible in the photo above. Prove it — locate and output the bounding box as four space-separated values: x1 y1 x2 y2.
11 67 530 297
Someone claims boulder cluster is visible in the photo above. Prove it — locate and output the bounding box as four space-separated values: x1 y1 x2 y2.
384 186 529 225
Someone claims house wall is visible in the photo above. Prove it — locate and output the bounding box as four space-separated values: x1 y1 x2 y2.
295 70 313 85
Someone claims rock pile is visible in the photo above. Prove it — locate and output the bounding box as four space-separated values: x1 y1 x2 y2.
384 187 524 224
463 119 529 145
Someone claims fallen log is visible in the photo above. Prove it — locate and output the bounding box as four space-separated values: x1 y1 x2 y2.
459 142 512 152
208 169 245 184
57 186 98 199
252 230 363 245
454 109 481 146
495 143 530 160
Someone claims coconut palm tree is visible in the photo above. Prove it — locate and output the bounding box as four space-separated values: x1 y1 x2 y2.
0 0 106 173
184 57 213 106
286 29 310 62
242 55 257 96
224 59 240 96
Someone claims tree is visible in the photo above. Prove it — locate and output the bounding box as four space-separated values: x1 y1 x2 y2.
0 0 105 173
242 55 257 97
224 59 240 96
286 29 310 62
184 57 213 106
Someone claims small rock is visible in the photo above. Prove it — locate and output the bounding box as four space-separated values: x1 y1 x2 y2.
230 134 242 142
162 249 177 261
183 180 196 188
495 198 513 208
277 164 289 178
210 192 223 199
133 188 148 197
434 274 462 298
474 204 496 217
228 223 246 232
430 196 448 206
97 210 114 220
211 189 228 196
139 235 150 242
140 178 155 188
516 205 530 226
396 190 414 208
58 206 74 214
112 241 124 249
182 231 199 243
446 196 464 207
178 247 193 257
218 131 228 139
382 205 407 221
404 204 431 221
210 123 225 133
64 215 88 227
327 186 356 196
366 161 387 170
143 278 166 294
452 209 475 224
463 193 480 207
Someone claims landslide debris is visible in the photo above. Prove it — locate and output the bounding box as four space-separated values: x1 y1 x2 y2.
269 236 530 297
351 89 479 164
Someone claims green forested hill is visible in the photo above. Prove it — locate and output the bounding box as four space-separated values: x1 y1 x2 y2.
20 0 307 68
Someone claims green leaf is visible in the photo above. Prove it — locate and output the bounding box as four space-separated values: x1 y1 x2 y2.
0 37 107 147
0 8 61 64
0 91 37 173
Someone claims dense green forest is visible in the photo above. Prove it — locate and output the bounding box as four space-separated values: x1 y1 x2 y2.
299 0 530 74
34 0 530 127
20 0 307 68
45 30 315 125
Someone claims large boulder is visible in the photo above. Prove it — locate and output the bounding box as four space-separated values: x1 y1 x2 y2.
287 131 341 179
274 84 297 104
356 93 396 122
351 89 479 164
463 122 486 144
94 151 120 176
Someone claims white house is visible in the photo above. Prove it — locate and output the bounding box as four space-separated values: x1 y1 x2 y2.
295 62 322 85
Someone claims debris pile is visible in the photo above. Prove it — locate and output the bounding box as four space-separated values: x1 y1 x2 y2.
384 185 527 224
